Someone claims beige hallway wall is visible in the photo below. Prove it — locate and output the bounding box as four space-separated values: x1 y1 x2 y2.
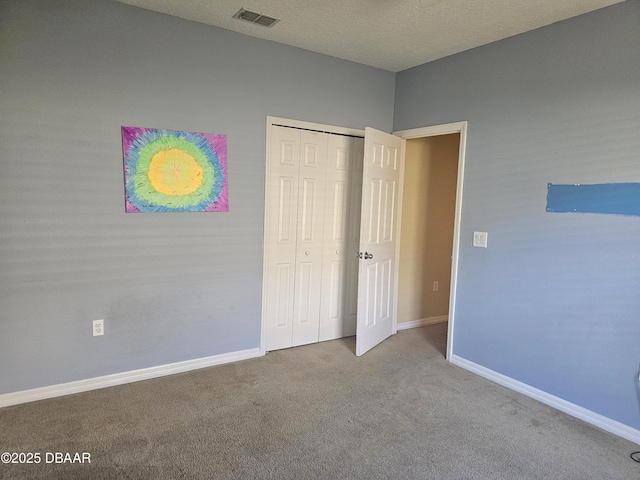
398 133 459 325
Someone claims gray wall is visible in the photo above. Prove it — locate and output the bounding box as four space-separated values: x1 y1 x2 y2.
0 0 395 393
394 0 640 429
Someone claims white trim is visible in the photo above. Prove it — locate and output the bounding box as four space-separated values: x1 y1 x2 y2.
394 121 467 139
392 137 406 337
0 348 262 408
394 122 467 362
397 315 448 330
450 354 640 446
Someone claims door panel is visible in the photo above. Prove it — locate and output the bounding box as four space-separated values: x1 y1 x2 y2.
299 178 318 243
330 181 347 242
328 261 344 319
277 177 296 243
379 258 392 322
264 127 300 351
367 178 382 244
356 128 404 356
319 135 353 341
292 260 321 346
292 131 327 347
296 262 314 325
364 262 377 327
344 137 364 337
274 263 293 329
265 127 327 350
279 139 296 166
382 179 396 242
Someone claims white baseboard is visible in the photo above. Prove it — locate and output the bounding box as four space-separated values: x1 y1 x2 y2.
0 348 263 408
397 315 448 331
450 354 640 446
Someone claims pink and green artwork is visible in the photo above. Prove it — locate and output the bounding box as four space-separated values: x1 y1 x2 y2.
122 126 228 213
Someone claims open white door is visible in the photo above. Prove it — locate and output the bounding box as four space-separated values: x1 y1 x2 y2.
355 127 405 356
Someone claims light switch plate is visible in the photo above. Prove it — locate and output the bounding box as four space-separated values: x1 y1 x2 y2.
473 231 488 248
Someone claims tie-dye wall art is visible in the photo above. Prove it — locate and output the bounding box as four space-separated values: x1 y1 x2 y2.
122 126 228 213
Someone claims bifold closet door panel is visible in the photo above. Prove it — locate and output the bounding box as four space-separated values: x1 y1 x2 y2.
345 137 365 336
291 130 328 347
319 135 353 341
264 126 301 351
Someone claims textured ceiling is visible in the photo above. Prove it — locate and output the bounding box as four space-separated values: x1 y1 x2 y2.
116 0 625 72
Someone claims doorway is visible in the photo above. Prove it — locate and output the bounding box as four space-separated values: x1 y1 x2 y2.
395 122 467 361
396 134 460 351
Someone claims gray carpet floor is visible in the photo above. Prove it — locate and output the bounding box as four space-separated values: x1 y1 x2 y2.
1 323 638 479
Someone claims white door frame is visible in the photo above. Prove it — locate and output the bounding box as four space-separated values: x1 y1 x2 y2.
393 122 468 361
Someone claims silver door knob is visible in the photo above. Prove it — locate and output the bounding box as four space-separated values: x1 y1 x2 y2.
305 251 310 256
364 252 374 260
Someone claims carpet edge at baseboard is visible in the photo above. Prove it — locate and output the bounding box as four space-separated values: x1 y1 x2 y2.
449 354 640 446
397 315 448 330
0 348 263 408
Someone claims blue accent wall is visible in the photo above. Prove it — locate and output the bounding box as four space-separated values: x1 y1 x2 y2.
0 0 394 394
394 1 640 428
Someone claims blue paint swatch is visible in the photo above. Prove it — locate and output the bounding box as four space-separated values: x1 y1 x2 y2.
546 183 640 217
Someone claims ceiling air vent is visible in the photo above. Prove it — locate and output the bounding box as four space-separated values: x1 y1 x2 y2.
233 8 280 28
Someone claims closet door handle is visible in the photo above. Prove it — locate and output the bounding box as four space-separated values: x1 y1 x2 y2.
356 252 363 259
364 252 374 260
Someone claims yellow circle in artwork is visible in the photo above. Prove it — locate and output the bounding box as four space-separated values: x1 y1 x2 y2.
148 148 204 196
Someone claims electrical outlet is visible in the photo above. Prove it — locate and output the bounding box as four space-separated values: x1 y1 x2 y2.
433 280 439 291
93 319 104 336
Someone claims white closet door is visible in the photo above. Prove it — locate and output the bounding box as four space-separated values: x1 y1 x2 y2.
319 135 352 341
292 130 328 346
264 126 301 351
264 122 366 352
